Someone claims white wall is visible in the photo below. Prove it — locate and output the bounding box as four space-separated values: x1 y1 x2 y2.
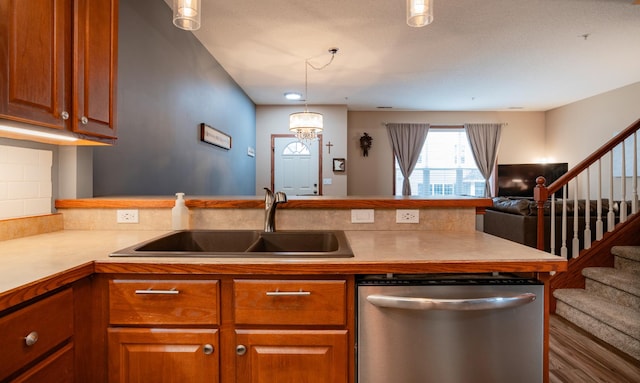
346 111 546 195
546 82 640 199
255 105 348 196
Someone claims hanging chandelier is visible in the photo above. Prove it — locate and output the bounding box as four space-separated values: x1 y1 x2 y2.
407 0 434 28
289 48 338 142
173 0 201 31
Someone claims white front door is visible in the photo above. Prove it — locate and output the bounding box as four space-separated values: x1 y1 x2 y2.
273 136 320 196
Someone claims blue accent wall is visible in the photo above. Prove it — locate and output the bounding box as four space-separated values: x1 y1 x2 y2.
93 0 256 196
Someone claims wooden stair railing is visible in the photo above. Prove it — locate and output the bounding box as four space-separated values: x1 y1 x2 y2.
533 118 640 311
534 118 640 255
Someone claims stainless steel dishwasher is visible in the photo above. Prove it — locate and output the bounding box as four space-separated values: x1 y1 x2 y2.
357 274 544 383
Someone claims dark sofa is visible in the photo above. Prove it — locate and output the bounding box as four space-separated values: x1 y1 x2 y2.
483 197 625 257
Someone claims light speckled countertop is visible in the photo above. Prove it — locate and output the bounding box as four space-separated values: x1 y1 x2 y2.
0 229 566 306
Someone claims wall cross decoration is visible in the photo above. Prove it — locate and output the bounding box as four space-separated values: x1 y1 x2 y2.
325 141 334 154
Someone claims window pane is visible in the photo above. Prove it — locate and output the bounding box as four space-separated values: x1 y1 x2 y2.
394 128 485 197
282 142 310 155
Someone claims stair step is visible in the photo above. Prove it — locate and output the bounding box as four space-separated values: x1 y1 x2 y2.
554 289 640 360
583 267 640 310
613 246 640 273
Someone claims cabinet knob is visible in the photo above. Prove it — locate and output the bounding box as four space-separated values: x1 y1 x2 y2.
24 331 39 347
203 344 214 355
80 116 89 125
61 111 69 120
236 344 247 356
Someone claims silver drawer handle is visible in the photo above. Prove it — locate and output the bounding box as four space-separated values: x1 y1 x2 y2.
367 292 536 311
134 288 180 295
25 331 39 347
266 289 311 296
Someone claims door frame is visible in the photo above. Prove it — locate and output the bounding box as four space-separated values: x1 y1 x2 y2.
270 134 323 195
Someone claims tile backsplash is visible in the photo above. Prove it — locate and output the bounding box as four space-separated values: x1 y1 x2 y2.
0 145 52 219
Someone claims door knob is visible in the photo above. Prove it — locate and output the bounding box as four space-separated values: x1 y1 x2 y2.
236 344 247 356
24 331 39 347
203 344 214 355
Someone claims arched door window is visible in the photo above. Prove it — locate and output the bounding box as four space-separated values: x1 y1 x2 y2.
282 141 310 155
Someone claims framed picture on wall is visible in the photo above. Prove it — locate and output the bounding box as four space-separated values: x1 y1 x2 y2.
200 123 232 150
333 158 346 172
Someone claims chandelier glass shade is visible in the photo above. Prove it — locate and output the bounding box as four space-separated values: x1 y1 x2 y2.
406 0 434 27
287 49 337 142
173 0 201 31
289 111 323 141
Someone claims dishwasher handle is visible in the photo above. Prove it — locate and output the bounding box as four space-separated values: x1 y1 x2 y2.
366 292 537 311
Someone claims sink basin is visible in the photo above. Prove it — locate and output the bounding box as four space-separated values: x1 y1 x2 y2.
110 230 353 258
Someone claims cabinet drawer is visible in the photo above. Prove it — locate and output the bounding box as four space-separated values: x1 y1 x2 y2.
0 289 74 380
234 280 346 326
11 342 74 383
109 279 219 325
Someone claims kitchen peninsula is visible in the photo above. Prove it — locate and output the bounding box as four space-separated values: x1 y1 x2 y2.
0 196 566 383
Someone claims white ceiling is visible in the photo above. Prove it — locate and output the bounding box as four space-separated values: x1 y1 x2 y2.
171 0 640 111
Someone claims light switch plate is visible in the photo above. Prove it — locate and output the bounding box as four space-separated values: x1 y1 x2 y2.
351 209 374 223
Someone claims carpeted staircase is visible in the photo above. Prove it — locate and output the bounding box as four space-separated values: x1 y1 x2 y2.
553 246 640 361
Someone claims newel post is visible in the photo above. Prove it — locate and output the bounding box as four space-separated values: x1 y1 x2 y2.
534 176 549 251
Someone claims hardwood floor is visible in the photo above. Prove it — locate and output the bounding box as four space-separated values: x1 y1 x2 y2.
549 315 640 383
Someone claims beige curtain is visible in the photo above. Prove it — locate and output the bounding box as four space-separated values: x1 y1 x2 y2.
386 123 430 195
464 123 502 197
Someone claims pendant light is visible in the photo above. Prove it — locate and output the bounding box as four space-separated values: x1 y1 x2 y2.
289 48 338 142
173 0 201 31
407 0 434 28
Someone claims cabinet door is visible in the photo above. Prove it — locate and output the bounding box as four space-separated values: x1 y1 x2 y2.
108 328 219 383
73 0 117 138
235 330 348 383
0 0 71 129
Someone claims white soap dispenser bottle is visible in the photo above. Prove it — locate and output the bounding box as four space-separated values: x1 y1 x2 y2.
171 192 189 230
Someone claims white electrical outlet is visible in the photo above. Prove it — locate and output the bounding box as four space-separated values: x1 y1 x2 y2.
117 209 139 223
396 209 419 224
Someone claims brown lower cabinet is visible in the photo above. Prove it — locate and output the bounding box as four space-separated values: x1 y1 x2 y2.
105 275 354 383
235 329 348 383
108 328 219 383
0 285 76 382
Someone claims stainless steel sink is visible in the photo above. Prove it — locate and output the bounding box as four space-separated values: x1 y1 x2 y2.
110 230 354 258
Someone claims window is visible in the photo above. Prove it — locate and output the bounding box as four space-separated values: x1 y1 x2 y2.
394 128 486 197
282 141 310 155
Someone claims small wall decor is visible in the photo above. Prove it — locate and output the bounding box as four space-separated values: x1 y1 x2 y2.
333 158 346 172
359 132 373 157
200 123 231 150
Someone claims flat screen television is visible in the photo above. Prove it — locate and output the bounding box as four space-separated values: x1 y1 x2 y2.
497 163 568 198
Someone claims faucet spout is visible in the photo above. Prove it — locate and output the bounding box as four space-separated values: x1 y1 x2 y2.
264 188 287 232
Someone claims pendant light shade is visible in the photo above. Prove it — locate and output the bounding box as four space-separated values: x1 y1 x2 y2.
289 112 323 141
407 0 434 28
173 0 201 31
287 49 338 142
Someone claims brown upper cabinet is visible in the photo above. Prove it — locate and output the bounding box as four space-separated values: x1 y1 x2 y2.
0 0 118 143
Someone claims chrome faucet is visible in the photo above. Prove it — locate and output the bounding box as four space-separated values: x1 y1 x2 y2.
264 187 288 232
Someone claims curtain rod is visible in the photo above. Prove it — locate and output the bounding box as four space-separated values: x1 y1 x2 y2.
381 122 509 126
